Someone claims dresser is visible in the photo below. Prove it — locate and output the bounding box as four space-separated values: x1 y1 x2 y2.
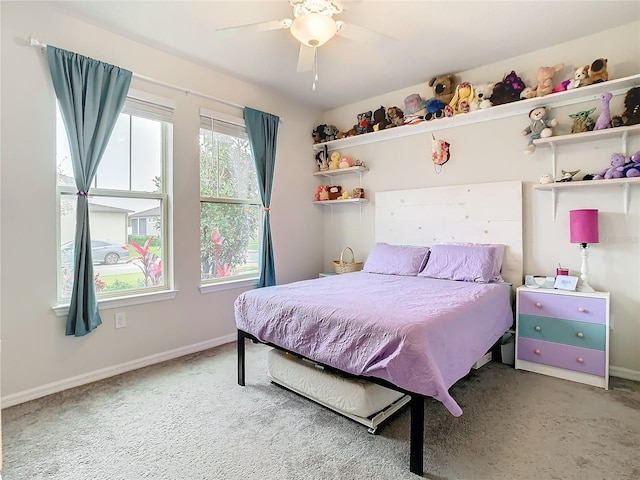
515 286 610 389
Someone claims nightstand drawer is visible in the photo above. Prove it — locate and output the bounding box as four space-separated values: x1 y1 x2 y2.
518 314 605 350
518 290 606 324
517 337 605 376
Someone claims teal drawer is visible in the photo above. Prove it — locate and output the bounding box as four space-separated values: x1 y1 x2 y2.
518 314 605 351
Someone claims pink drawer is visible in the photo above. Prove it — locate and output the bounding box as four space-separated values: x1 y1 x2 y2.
517 337 605 376
518 291 606 325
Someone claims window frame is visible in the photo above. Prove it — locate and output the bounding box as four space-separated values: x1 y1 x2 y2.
198 108 261 292
54 90 175 311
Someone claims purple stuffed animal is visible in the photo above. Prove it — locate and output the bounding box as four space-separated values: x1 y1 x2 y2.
594 92 613 130
593 152 629 180
622 150 640 177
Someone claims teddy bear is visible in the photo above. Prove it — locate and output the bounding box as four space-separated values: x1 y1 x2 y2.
449 82 475 114
622 151 640 178
372 106 389 131
587 58 608 85
385 106 404 128
312 124 339 144
522 64 565 98
490 70 526 105
428 74 457 105
469 83 493 110
521 106 558 154
424 75 456 120
593 153 630 179
622 86 640 126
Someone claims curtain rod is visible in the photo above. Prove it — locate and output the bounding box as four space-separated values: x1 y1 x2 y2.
29 37 247 112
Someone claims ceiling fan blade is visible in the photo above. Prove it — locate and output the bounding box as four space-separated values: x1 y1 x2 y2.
297 44 315 72
216 19 292 35
335 21 397 43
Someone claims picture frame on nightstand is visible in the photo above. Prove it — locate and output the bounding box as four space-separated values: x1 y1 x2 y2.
554 275 578 291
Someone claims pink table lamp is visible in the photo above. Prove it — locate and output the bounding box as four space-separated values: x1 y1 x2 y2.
569 209 599 292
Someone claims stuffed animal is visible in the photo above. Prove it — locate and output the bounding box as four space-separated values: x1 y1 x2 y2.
312 124 339 143
490 70 526 105
449 82 475 114
315 148 329 171
428 74 457 105
354 111 373 135
522 64 565 98
567 65 590 89
593 153 629 180
521 106 558 154
372 106 389 131
329 151 341 170
622 86 640 125
587 58 608 85
558 169 580 182
403 94 427 124
385 106 404 128
470 83 493 110
569 108 596 133
594 91 613 130
338 155 353 169
622 151 640 177
424 75 456 119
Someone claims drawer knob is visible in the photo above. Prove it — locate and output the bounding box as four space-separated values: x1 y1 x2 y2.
577 332 584 338
535 326 541 331
535 302 542 308
578 307 586 313
577 357 584 363
534 349 541 355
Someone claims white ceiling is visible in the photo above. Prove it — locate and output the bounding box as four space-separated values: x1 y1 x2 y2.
55 1 640 111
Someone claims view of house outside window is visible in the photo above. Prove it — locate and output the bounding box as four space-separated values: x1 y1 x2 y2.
199 111 261 284
56 97 172 302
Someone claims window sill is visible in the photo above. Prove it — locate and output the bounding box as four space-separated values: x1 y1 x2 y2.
199 278 258 294
52 289 179 317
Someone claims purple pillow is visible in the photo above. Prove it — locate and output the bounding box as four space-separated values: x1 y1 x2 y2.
440 242 506 282
363 243 430 276
418 244 498 283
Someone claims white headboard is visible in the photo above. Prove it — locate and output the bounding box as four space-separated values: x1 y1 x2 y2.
375 181 523 287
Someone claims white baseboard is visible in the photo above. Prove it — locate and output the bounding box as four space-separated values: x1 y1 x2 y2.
610 366 640 382
1 333 237 409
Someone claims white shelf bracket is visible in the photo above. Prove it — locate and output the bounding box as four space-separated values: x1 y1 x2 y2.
550 143 557 178
623 183 630 214
552 188 558 222
621 130 629 156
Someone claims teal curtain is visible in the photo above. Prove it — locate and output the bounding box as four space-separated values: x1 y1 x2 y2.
244 107 279 287
47 46 132 336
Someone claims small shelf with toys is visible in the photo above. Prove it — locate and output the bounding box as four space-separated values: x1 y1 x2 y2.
311 73 640 153
313 165 369 178
313 198 369 206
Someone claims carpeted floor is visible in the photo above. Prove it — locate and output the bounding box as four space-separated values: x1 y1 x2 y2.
2 341 639 480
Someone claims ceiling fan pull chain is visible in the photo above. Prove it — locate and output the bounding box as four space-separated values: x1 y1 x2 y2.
312 47 319 91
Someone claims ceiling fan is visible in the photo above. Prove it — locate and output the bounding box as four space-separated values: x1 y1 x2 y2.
216 0 384 89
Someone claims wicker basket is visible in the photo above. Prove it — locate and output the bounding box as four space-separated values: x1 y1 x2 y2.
333 247 363 274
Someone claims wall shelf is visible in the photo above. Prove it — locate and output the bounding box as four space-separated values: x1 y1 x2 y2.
534 177 640 220
312 166 369 177
312 74 640 152
313 198 368 206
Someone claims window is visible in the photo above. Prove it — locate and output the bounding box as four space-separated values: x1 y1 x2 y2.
199 109 261 284
56 93 173 302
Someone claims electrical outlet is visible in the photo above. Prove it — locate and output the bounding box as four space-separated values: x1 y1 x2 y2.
115 312 127 329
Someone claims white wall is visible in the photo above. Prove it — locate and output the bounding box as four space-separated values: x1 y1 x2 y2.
320 22 640 377
0 2 324 404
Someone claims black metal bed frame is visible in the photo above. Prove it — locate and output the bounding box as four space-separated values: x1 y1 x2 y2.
237 329 426 477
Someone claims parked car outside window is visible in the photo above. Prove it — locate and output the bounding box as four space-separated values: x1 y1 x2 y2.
61 240 129 265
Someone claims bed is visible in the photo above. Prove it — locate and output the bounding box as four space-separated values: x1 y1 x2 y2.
236 180 523 476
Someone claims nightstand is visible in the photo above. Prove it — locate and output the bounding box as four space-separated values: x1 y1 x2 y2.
515 286 610 389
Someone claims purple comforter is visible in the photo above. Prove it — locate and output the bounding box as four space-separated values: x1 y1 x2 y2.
234 272 513 416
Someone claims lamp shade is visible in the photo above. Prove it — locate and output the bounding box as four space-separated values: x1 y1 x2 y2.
570 209 599 244
290 13 337 47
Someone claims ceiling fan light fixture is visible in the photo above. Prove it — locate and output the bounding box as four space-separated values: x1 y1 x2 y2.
290 13 337 47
